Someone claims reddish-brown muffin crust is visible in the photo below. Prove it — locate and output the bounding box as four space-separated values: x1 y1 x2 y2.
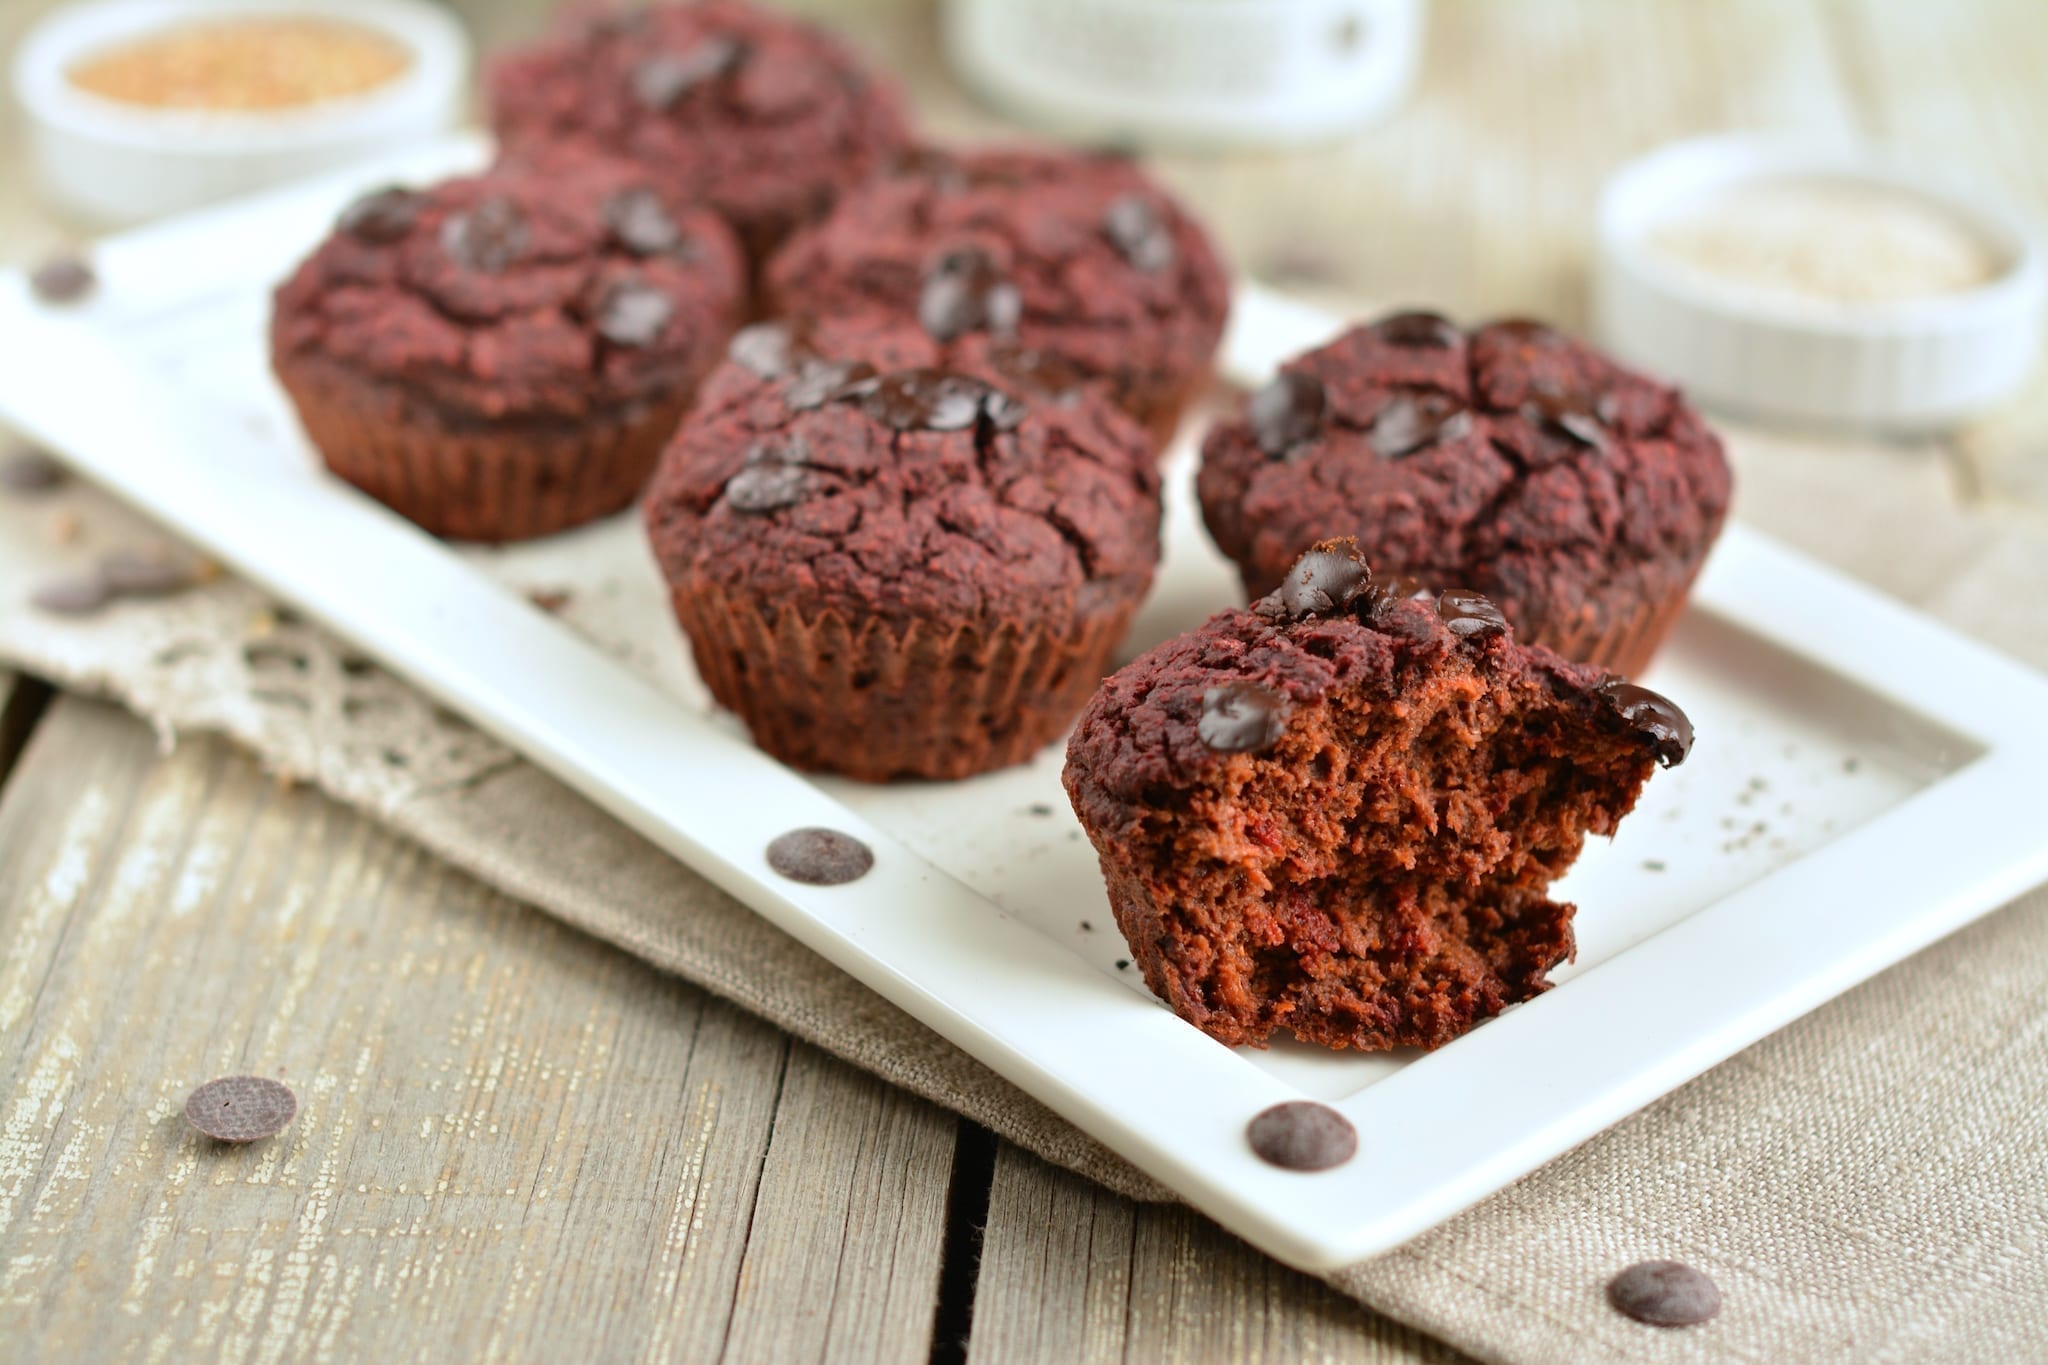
1063 539 1690 1052
487 0 911 262
762 146 1231 448
645 315 1163 781
271 157 746 541
1197 313 1732 676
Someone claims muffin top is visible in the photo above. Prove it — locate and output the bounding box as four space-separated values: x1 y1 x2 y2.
1197 313 1732 603
762 146 1231 421
1064 539 1692 812
644 313 1162 629
271 156 746 421
487 0 910 257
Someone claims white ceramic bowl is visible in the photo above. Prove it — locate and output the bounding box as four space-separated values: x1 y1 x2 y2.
1594 135 2046 431
13 0 469 226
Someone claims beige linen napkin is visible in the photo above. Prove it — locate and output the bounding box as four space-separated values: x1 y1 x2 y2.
4 422 2047 1363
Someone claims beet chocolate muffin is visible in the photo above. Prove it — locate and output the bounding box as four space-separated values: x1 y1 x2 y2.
644 316 1162 781
1064 538 1691 1051
488 0 910 262
272 159 746 542
1198 313 1732 677
762 146 1231 448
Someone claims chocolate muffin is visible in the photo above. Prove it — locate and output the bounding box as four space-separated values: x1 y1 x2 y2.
762 146 1231 448
1198 313 1732 677
488 0 911 262
272 158 746 542
1063 538 1690 1051
644 316 1162 781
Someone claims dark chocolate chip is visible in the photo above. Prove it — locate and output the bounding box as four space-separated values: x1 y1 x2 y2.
1102 193 1175 272
981 388 1029 431
1523 382 1607 449
338 187 420 242
731 322 797 379
184 1075 297 1143
1599 680 1694 768
1246 1101 1357 1171
1491 317 1566 349
1374 310 1460 349
632 37 744 108
99 551 192 598
1370 392 1472 458
604 187 682 256
440 196 528 272
987 344 1087 400
1435 589 1509 640
766 828 874 885
919 248 1019 342
839 369 997 432
30 255 95 303
1 447 66 494
595 280 674 347
1199 682 1288 754
1607 1260 1721 1327
725 464 810 513
785 358 877 411
31 575 109 616
1248 372 1327 457
1265 541 1372 621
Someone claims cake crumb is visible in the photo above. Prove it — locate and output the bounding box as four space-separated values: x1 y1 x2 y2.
1115 959 1130 971
1026 802 1054 817
1642 859 1667 872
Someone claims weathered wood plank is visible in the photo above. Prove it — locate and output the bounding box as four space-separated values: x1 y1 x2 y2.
0 697 949 1362
969 1145 1469 1365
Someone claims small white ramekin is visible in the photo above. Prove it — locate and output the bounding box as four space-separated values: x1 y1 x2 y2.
13 0 470 226
1594 135 2046 431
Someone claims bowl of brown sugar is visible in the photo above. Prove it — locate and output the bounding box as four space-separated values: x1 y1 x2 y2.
14 0 468 225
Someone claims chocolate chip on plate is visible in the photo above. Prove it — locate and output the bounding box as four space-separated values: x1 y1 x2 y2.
1246 1101 1357 1171
1199 682 1288 754
184 1075 298 1143
604 187 684 256
1607 1260 1722 1327
30 255 96 304
1102 193 1175 272
1 447 66 494
766 828 875 885
1247 372 1327 457
596 280 674 348
441 196 528 272
338 187 421 243
1435 588 1509 639
31 574 109 616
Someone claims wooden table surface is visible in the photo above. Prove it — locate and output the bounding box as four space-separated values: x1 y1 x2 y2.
4 2 2045 1360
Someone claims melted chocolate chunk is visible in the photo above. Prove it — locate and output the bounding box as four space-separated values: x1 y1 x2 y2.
726 463 810 513
1199 683 1288 754
839 369 1003 432
1374 310 1459 349
1607 1261 1721 1327
730 322 798 378
595 280 674 347
339 187 421 243
440 196 528 272
1370 392 1473 458
1492 317 1567 349
1248 372 1327 457
29 255 95 303
785 357 878 410
987 344 1087 401
1102 193 1175 272
1264 541 1372 620
1598 680 1693 767
918 248 1021 342
766 827 874 885
604 187 683 256
1525 381 1607 448
1435 589 1509 639
632 37 744 109
980 388 1029 432
185 1075 298 1144
1246 1102 1357 1171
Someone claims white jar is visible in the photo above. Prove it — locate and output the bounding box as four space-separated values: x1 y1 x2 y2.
940 0 1423 148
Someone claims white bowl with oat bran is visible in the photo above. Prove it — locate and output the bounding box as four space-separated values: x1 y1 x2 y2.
14 0 468 226
1595 135 2045 430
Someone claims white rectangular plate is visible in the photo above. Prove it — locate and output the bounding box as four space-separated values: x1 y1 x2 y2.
6 138 2048 1271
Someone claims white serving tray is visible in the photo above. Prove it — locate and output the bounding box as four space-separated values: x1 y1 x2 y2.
6 137 2047 1271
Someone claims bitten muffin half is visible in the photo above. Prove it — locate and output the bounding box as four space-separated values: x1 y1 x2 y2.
644 316 1163 781
1064 538 1692 1052
488 0 911 263
763 146 1231 449
271 157 746 543
1198 312 1732 676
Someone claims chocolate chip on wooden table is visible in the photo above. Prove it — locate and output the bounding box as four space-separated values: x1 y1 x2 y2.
1102 192 1175 272
338 186 421 242
440 196 528 272
1 446 66 494
604 187 683 256
1199 682 1288 754
1247 371 1327 457
1607 1260 1722 1327
185 1075 298 1143
766 828 874 885
595 279 674 347
30 254 96 303
1246 1101 1357 1171
1435 589 1509 639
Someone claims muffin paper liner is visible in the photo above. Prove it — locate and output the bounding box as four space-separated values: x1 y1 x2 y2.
668 579 1142 782
1522 554 1710 679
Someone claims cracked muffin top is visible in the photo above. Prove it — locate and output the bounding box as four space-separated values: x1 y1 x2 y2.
643 314 1163 628
271 156 746 421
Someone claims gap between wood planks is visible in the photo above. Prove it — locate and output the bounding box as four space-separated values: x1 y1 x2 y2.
931 1122 1000 1363
0 673 55 795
